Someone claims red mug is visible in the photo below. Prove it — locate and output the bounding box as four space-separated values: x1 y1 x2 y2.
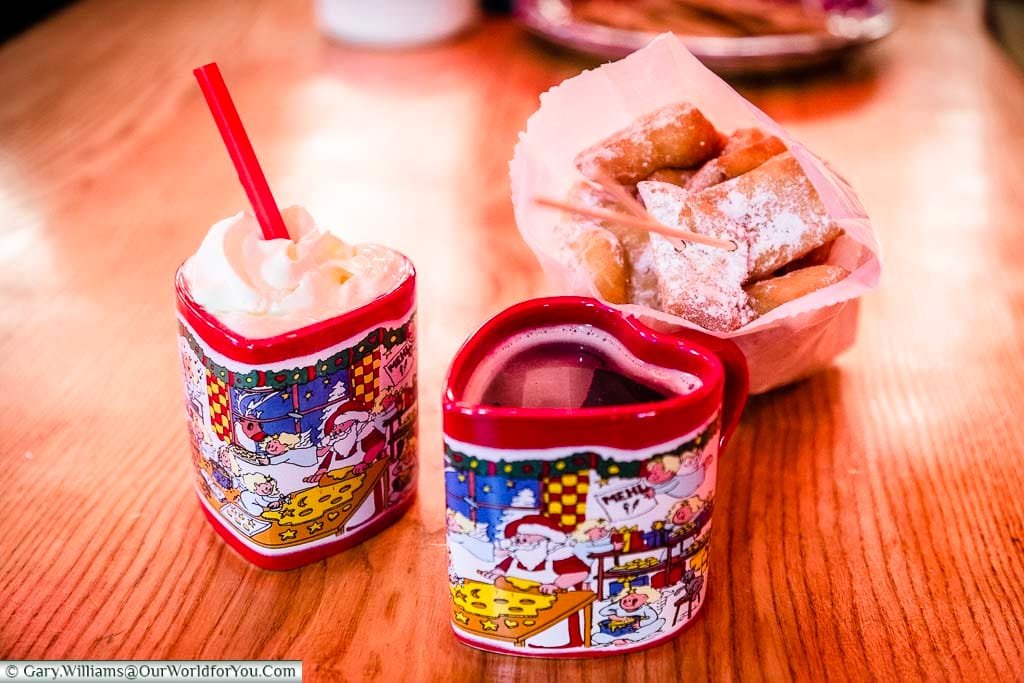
442 297 747 657
175 258 418 570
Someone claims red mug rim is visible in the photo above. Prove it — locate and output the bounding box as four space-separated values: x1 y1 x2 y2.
175 251 416 365
443 297 727 449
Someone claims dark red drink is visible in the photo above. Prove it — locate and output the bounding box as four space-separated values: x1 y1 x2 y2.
463 324 702 409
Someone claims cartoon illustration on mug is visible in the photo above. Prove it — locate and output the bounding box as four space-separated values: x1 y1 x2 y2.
639 449 708 500
178 315 417 552
239 472 289 516
444 418 718 652
447 510 495 565
592 585 666 647
232 392 320 468
571 519 620 561
202 444 244 502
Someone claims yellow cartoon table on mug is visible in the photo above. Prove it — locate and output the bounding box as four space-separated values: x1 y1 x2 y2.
450 577 597 647
197 457 392 548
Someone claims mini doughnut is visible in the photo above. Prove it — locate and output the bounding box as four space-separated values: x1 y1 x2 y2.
573 228 629 304
566 182 661 307
778 238 837 273
718 133 787 178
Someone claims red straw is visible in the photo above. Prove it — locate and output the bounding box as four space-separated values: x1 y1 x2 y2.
193 62 290 241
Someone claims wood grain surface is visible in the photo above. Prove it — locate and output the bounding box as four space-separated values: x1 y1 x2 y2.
1 0 1023 680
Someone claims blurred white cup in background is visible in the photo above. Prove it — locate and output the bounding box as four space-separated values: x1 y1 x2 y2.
315 0 480 47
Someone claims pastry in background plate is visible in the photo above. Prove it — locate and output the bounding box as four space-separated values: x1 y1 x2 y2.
571 0 829 38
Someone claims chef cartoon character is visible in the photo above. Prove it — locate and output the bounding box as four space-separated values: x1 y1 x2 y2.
179 343 207 417
354 391 402 474
187 409 207 451
592 586 666 647
482 515 590 649
448 548 462 587
640 449 706 500
389 445 416 503
446 509 495 564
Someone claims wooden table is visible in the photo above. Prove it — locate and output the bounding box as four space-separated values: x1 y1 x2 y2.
1 0 1022 679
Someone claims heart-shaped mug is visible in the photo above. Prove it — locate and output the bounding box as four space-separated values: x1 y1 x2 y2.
442 296 747 657
175 258 418 570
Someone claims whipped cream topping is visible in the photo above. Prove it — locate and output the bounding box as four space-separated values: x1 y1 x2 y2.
182 206 408 338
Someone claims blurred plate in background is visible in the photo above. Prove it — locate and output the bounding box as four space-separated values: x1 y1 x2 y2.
515 0 894 74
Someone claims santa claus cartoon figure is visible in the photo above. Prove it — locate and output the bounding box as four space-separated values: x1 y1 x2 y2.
482 515 591 648
306 396 402 483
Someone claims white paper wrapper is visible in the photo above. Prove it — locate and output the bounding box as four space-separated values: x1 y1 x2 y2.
510 34 881 394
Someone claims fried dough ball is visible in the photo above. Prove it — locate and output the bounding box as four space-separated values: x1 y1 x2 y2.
686 130 787 192
575 103 723 185
745 265 849 315
562 182 660 307
645 168 697 187
682 152 841 281
560 103 852 331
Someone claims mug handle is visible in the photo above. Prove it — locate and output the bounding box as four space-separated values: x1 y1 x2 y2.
669 328 749 451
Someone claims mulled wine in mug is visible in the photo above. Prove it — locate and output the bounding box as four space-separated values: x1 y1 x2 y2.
443 297 747 657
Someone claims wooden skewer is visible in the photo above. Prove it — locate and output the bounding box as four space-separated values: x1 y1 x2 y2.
534 196 738 251
591 170 650 220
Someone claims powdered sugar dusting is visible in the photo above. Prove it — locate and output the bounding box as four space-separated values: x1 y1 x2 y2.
568 149 836 332
718 190 751 221
633 154 836 331
510 36 880 392
637 180 688 224
714 154 836 279
628 242 661 308
639 181 754 331
574 182 661 307
627 104 695 143
575 103 718 183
